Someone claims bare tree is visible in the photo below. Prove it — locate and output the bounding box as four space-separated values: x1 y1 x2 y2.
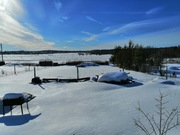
134 92 180 135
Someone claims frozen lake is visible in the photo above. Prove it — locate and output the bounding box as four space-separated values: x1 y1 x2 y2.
2 53 111 64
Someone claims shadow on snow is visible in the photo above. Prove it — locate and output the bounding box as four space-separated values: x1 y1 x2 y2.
0 113 41 126
122 81 143 87
99 81 143 88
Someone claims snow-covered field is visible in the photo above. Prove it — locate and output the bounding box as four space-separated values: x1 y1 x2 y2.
0 54 179 135
3 53 111 64
0 53 111 76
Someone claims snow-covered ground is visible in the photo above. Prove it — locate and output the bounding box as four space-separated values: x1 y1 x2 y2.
3 53 111 64
0 54 179 135
0 53 111 76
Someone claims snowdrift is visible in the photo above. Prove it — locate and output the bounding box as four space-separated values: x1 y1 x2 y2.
97 71 132 84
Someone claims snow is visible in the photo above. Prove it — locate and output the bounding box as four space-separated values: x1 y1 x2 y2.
97 71 129 83
165 64 180 76
77 61 99 67
0 54 179 135
3 53 111 64
2 92 33 100
3 93 24 100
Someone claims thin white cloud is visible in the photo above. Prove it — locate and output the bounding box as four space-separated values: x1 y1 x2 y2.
83 35 99 42
146 7 163 15
91 26 180 50
0 14 54 50
53 0 70 23
0 0 55 50
66 40 74 43
108 23 136 35
81 31 92 35
81 31 99 42
83 11 144 15
108 20 152 35
88 28 180 50
61 16 69 20
53 0 62 11
86 16 102 24
108 15 180 36
59 16 69 23
102 26 110 32
130 28 180 47
85 15 180 49
0 0 24 19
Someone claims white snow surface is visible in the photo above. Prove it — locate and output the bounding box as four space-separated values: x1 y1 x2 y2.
78 61 99 67
98 71 129 82
0 62 179 134
4 53 111 64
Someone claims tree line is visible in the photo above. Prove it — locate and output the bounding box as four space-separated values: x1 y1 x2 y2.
110 40 180 73
2 49 114 55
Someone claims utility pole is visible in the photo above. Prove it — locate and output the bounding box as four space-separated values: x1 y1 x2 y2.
0 43 5 66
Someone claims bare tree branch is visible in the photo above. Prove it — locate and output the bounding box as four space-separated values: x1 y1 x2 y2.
134 92 180 135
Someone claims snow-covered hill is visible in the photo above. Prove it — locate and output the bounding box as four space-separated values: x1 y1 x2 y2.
0 63 179 134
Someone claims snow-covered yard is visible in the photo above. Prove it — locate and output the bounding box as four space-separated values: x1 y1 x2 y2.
0 54 179 135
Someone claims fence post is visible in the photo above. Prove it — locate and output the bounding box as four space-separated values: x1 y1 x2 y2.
34 67 36 78
166 66 168 80
76 66 79 79
14 65 16 74
28 64 30 71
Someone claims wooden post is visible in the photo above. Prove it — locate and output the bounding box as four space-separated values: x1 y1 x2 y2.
29 64 30 71
14 65 16 74
166 66 168 80
76 66 79 79
34 67 36 78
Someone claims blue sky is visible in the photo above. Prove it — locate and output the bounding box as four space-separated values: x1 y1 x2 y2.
0 0 180 51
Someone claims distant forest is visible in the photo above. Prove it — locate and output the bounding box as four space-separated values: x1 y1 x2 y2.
3 49 113 55
110 41 180 73
2 45 180 58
